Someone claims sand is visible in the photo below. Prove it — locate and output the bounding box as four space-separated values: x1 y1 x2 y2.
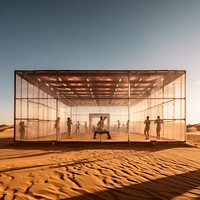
0 127 200 199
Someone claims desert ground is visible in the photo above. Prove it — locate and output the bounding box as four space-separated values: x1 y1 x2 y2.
0 125 200 200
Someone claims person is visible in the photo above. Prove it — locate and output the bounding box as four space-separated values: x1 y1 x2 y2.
144 116 150 139
67 117 73 139
19 121 26 140
84 121 88 133
75 121 80 133
92 125 96 133
126 120 129 133
117 120 120 132
154 116 163 139
93 116 111 139
55 117 60 140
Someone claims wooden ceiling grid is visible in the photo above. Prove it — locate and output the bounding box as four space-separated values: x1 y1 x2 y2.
16 70 185 106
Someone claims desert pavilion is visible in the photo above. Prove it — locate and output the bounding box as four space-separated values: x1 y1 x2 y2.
14 70 186 142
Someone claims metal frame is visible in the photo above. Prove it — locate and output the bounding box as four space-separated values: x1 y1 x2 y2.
14 70 186 142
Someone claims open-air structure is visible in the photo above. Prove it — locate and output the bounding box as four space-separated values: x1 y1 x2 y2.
14 70 186 142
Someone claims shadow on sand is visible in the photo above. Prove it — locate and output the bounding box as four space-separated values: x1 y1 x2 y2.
0 135 199 199
67 169 200 200
0 137 196 152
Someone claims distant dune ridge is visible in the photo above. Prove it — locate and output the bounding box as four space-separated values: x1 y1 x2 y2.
0 124 200 199
187 123 200 132
186 124 200 146
0 124 13 132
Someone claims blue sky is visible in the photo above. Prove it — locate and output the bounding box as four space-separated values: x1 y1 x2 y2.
0 0 200 125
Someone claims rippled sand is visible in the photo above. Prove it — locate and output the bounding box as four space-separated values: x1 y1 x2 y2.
0 128 200 199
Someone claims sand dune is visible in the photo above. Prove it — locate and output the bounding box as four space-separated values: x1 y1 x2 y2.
0 124 13 133
187 123 200 132
0 128 200 199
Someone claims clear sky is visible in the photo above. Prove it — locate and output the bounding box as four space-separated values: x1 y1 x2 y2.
0 0 200 125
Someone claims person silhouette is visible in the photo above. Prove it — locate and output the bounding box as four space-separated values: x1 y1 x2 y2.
117 120 120 132
126 120 129 133
19 121 26 140
84 121 88 133
76 121 80 133
154 116 163 139
144 116 150 139
67 117 73 139
55 117 60 140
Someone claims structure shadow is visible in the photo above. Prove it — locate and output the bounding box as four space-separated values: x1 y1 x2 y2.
0 142 196 168
0 137 14 147
0 140 196 153
67 169 200 200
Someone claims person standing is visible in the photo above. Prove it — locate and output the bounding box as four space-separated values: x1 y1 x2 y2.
67 117 73 139
55 117 61 141
75 121 80 133
19 121 26 140
117 120 120 132
126 120 129 133
154 116 163 139
84 121 88 133
144 116 150 139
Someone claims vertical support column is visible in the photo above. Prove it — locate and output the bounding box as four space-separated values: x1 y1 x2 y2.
128 71 131 142
173 74 175 140
56 97 58 142
27 79 29 140
56 74 59 142
14 71 16 142
162 75 165 139
37 81 40 141
47 93 49 139
184 72 186 141
75 105 77 141
180 75 182 140
20 75 22 140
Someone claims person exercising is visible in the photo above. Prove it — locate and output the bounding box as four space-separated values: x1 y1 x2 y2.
93 116 111 139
